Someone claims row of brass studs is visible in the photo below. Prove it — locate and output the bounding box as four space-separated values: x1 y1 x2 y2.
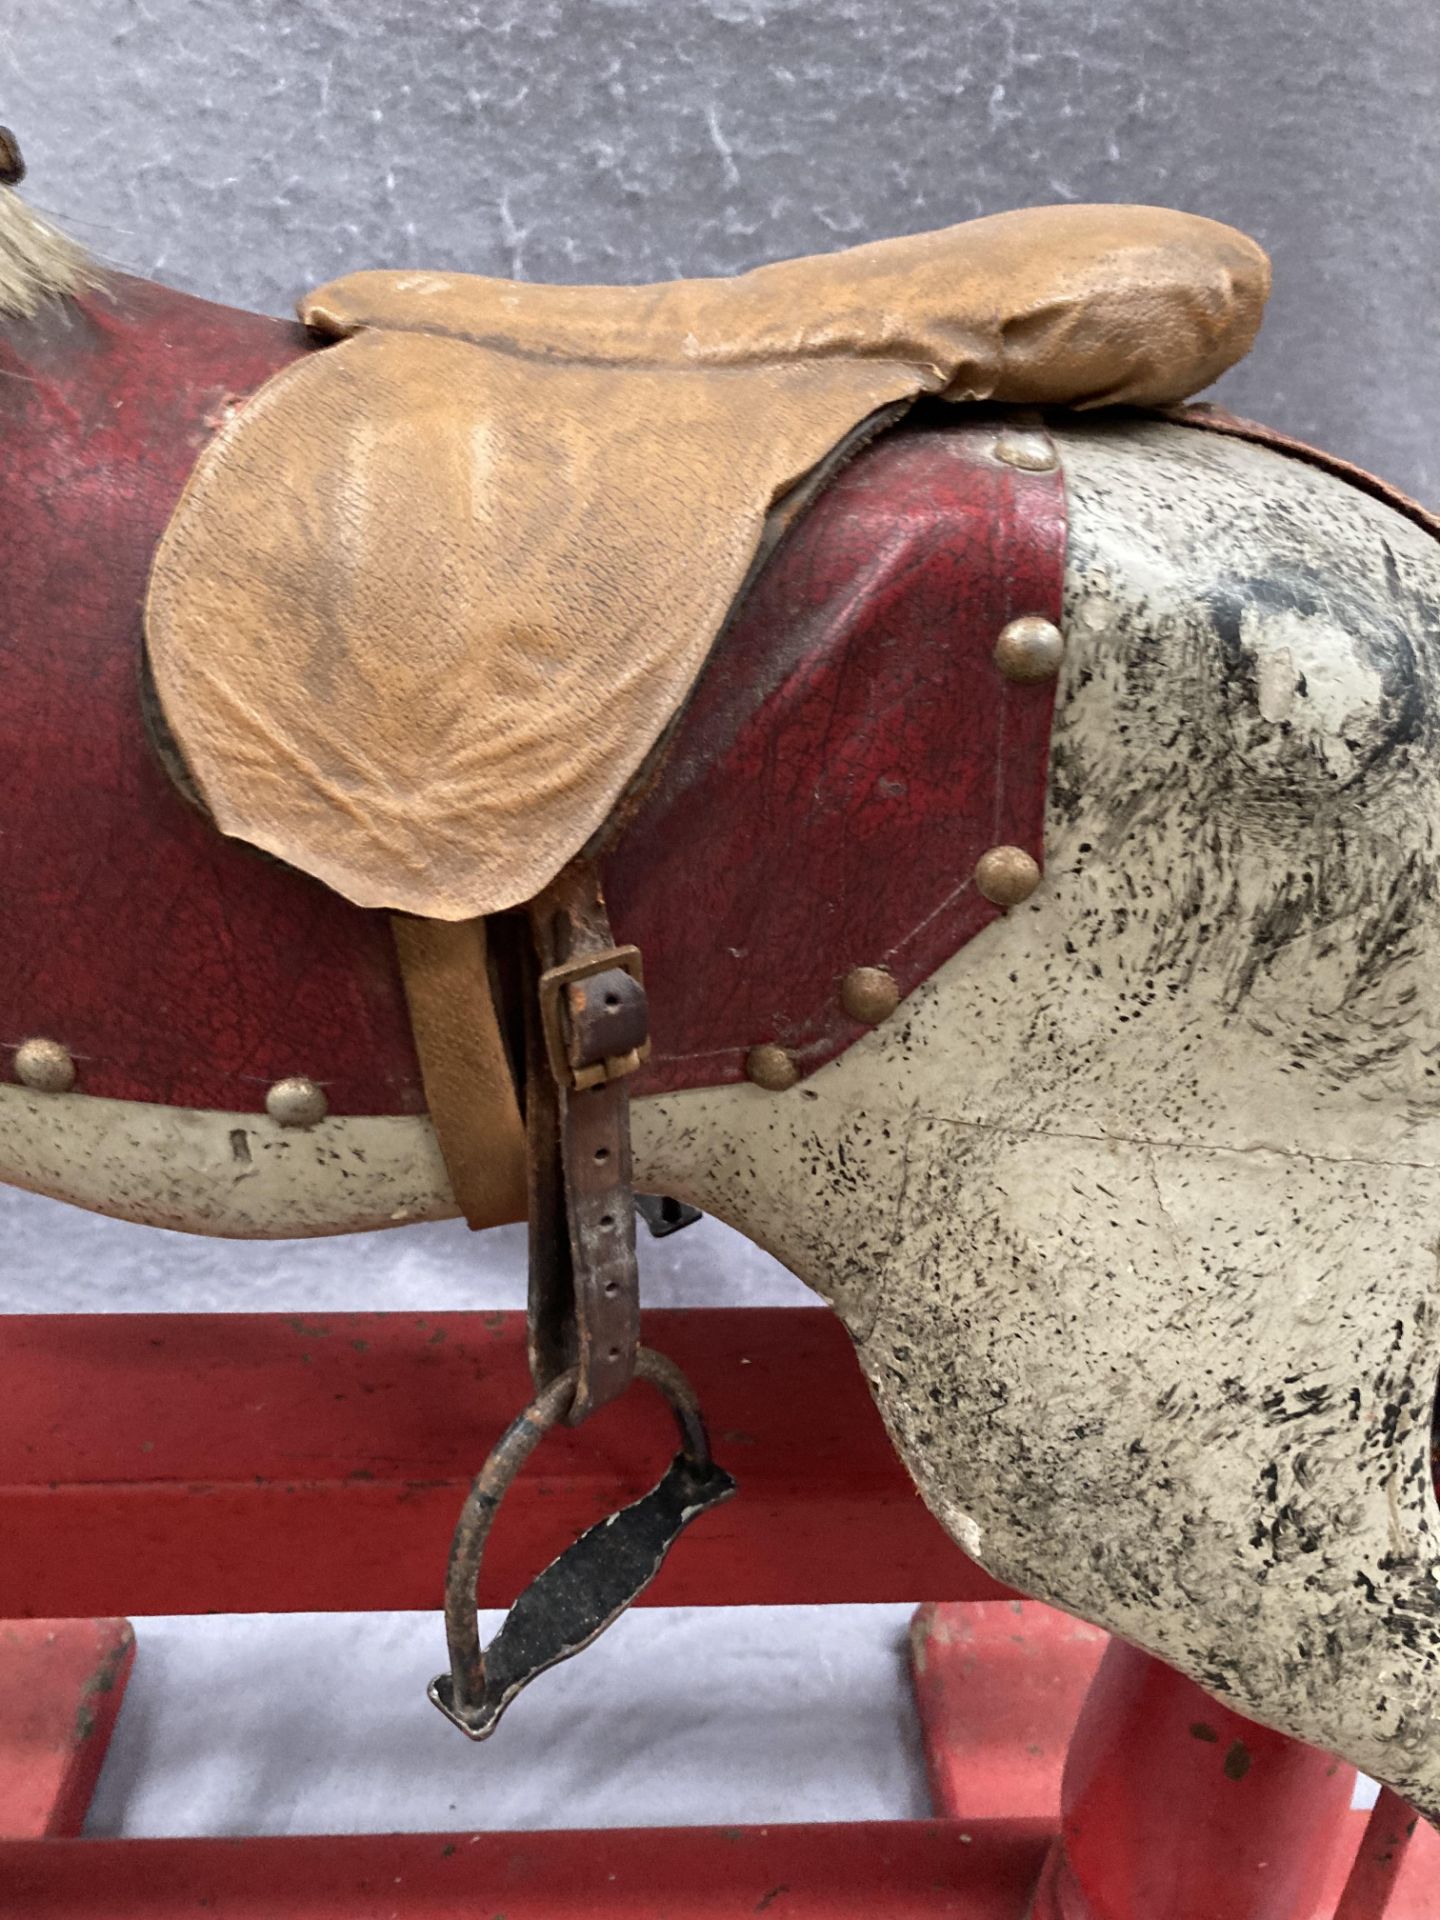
9 432 1062 1113
6 1038 329 1129
745 427 1062 1091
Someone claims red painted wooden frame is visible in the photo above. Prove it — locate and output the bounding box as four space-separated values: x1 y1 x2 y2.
0 1308 1425 1916
1 1822 1055 1918
0 1618 135 1841
0 1307 1009 1619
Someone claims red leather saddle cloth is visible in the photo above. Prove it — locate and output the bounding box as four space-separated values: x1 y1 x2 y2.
0 277 1061 1116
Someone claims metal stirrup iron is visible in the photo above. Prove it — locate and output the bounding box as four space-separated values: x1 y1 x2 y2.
430 1350 736 1739
431 858 736 1735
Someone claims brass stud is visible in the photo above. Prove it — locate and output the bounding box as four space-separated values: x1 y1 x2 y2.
746 1044 799 1092
265 1076 328 1128
841 965 900 1026
975 845 1041 907
13 1037 75 1093
994 615 1065 683
993 428 1058 473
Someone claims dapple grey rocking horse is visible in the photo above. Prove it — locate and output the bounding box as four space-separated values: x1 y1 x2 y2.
1 137 1439 1831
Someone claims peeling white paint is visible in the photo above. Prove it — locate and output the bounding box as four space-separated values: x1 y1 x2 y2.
0 1086 455 1239
635 421 1440 1824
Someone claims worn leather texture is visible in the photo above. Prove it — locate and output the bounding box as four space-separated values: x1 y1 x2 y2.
0 272 431 1118
390 915 526 1228
605 411 1065 1093
0 267 1059 1119
524 862 644 1419
146 203 1268 919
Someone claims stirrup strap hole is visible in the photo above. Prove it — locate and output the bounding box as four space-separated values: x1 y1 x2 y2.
593 1144 610 1162
602 1279 619 1298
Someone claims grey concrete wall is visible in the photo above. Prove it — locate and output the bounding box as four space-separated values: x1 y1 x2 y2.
3 0 1437 498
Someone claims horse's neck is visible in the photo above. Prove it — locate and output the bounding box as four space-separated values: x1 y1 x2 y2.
633 415 1440 1323
634 420 1440 1823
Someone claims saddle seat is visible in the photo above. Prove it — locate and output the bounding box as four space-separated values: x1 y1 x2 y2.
146 202 1268 920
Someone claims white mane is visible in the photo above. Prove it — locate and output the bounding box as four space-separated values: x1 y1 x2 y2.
0 187 90 316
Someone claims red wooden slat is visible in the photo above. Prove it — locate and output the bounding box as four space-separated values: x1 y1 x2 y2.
0 1309 1010 1615
0 1821 1052 1918
1331 1788 1440 1920
908 1602 1107 1825
0 1620 135 1838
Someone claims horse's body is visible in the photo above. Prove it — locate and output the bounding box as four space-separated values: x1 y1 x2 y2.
3 190 1440 1821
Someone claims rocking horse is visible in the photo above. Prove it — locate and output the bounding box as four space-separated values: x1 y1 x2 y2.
2 124 1439 1886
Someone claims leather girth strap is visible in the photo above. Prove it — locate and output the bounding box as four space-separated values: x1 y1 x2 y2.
394 861 649 1427
391 913 528 1232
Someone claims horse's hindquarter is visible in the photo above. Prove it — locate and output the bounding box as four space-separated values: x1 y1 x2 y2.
634 418 1440 1820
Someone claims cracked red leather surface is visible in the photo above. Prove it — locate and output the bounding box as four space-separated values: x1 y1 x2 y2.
0 280 1063 1116
604 416 1066 1094
0 275 427 1115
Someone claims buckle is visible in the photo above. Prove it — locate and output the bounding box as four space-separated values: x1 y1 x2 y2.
538 944 650 1092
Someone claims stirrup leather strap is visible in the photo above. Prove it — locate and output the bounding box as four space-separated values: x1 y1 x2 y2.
525 858 649 1424
405 860 730 1742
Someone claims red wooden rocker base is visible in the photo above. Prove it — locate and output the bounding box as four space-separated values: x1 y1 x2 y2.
0 1309 1433 1916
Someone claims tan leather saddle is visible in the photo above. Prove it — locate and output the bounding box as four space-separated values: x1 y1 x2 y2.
147 203 1267 923
144 201 1269 1736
